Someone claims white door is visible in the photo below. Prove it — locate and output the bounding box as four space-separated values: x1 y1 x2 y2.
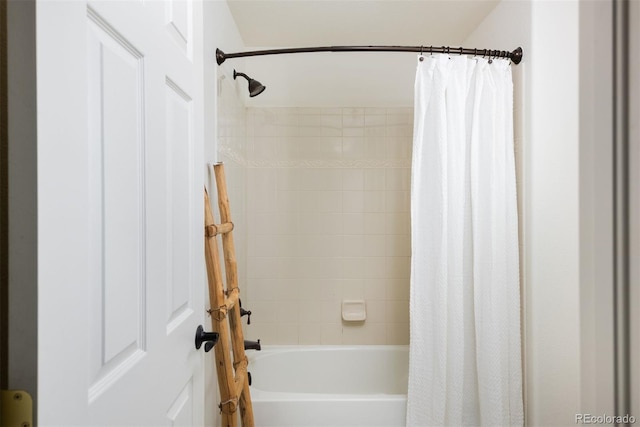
36 1 205 425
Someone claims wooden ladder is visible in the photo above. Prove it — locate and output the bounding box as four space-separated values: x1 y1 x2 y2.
204 163 254 427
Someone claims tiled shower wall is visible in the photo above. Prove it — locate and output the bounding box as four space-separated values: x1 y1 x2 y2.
243 108 413 345
215 77 247 293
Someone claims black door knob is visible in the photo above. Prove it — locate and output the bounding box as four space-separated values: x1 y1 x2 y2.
195 325 219 352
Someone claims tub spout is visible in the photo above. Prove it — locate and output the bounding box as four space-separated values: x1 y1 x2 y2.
244 339 261 351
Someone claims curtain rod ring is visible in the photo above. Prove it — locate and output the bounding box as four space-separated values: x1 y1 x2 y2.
459 47 463 56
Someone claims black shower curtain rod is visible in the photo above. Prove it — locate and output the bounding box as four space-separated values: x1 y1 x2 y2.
216 46 523 65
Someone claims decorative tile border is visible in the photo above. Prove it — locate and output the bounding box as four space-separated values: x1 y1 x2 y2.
217 143 247 166
218 143 411 169
247 159 411 168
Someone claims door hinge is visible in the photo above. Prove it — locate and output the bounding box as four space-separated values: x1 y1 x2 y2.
1 390 33 427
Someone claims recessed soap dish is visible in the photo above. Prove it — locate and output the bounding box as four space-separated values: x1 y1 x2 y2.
342 300 366 322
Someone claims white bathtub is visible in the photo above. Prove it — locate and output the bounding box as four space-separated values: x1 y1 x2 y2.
247 345 409 427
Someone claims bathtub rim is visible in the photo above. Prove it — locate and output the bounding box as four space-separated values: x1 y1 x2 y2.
246 344 409 401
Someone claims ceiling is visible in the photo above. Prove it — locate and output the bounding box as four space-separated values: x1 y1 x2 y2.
224 0 501 107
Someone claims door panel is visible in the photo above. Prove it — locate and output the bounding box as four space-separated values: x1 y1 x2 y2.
37 1 204 425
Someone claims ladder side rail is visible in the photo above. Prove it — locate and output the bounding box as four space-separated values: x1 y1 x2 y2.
213 164 255 427
204 189 238 427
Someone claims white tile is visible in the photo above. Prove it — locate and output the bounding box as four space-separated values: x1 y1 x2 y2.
247 257 278 279
321 300 341 322
342 279 364 299
296 257 342 280
385 191 410 212
276 137 299 160
364 191 386 213
364 138 387 159
298 323 322 345
385 168 411 190
246 278 277 301
277 168 301 191
342 107 365 115
343 257 364 279
342 169 364 191
342 212 364 235
278 256 302 279
277 300 298 323
245 322 278 344
321 279 343 300
297 191 318 212
342 137 365 160
298 212 320 235
343 113 365 128
323 137 344 160
321 323 343 344
362 257 386 279
364 213 386 234
364 114 386 137
299 114 322 127
386 323 410 345
322 115 343 136
366 300 386 323
363 235 386 256
386 124 413 137
386 234 411 257
276 190 299 214
251 301 279 323
277 323 299 344
386 107 413 115
297 235 342 257
298 107 325 115
365 107 386 115
276 235 299 257
364 278 386 300
343 235 364 256
364 169 385 190
386 137 413 159
299 125 323 137
385 212 410 235
386 256 410 279
317 191 343 213
343 191 364 213
248 235 272 257
298 301 322 322
315 169 343 191
386 278 410 301
387 300 410 323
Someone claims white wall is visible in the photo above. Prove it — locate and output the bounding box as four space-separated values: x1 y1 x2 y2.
527 2 581 424
466 1 584 425
578 0 616 418
203 1 247 425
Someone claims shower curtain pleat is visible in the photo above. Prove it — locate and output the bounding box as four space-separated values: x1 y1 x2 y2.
407 54 523 426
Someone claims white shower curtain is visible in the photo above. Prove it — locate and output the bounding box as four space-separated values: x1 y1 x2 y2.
406 54 523 426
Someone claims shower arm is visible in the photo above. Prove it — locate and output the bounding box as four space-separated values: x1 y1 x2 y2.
216 46 523 66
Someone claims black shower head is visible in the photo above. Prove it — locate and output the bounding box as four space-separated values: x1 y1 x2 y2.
233 70 266 97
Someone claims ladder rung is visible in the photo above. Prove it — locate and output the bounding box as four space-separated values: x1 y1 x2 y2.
224 287 239 311
205 221 234 237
